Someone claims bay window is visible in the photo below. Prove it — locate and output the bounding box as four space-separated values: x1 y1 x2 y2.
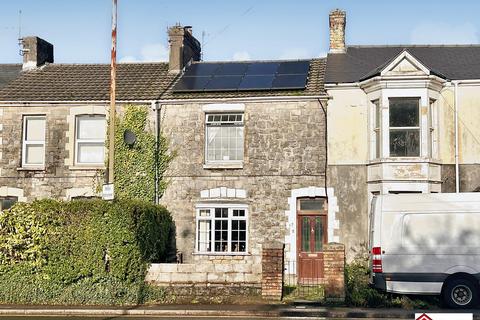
196 205 247 254
388 98 420 157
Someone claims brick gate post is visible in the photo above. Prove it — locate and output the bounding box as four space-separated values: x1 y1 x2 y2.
323 243 345 302
261 241 284 300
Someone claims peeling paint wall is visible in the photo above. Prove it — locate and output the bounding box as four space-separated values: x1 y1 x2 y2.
437 87 455 164
328 165 368 261
327 88 369 165
457 86 480 164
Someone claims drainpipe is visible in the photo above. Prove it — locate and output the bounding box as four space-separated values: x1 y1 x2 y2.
152 101 161 204
318 99 329 204
453 81 460 193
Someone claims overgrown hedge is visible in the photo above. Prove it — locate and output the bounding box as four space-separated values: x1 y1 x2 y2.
0 199 175 305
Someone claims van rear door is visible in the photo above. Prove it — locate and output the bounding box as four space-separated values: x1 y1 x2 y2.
369 195 378 282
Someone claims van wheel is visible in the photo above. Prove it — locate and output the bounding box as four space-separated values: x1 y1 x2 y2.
443 278 479 309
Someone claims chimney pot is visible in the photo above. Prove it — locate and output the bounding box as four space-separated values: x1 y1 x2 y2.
21 36 54 71
329 9 346 54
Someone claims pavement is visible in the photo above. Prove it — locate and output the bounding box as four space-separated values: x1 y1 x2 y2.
0 303 479 319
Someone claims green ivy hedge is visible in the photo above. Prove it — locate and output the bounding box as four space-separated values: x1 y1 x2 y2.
0 199 175 305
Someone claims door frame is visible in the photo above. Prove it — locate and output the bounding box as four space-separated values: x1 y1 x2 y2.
296 197 328 282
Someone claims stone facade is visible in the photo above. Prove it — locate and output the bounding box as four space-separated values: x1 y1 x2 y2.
0 103 152 201
159 100 327 265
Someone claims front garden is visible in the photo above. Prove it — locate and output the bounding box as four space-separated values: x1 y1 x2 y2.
0 199 175 305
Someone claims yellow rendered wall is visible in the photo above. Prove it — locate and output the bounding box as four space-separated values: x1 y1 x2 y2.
327 88 369 164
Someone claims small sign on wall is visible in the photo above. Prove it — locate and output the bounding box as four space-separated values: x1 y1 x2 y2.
102 184 114 200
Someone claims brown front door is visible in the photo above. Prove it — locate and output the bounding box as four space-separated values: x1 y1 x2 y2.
297 197 327 283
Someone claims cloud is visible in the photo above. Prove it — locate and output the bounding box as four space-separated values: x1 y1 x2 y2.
140 43 169 61
119 55 139 63
120 43 169 62
278 48 311 60
410 22 478 44
232 51 251 61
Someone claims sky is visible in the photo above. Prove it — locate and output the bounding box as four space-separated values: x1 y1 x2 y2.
1 0 479 64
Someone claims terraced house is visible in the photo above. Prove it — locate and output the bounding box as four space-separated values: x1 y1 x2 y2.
1 9 480 298
325 9 480 259
0 36 175 205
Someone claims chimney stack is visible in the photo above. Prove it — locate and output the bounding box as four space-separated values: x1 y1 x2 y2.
168 25 201 74
329 9 346 54
21 36 54 71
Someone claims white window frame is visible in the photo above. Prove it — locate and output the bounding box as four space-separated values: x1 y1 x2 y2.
372 100 381 159
204 113 244 165
22 115 46 168
387 97 421 158
429 98 438 159
74 114 106 165
195 203 248 255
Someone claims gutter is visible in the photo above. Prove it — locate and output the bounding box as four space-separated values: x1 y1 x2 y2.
0 95 330 108
151 94 330 108
0 100 156 106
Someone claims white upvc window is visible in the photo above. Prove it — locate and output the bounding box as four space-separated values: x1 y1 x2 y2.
372 100 381 159
22 115 46 167
195 204 248 254
75 115 106 165
205 113 244 163
388 97 420 157
429 98 437 158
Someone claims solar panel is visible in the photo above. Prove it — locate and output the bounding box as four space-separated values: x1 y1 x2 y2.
277 61 310 75
216 63 248 76
238 75 275 90
245 62 279 75
172 60 310 92
172 76 211 92
183 63 222 77
271 74 308 89
204 76 243 91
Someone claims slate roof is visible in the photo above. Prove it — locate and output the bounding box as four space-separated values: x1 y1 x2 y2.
158 58 326 100
0 64 22 90
0 63 176 102
325 45 480 84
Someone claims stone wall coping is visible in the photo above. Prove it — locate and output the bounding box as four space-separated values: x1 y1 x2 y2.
262 241 284 250
324 243 345 251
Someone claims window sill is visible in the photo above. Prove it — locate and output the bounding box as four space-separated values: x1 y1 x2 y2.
368 158 442 165
192 252 250 256
17 167 45 172
203 162 243 170
69 165 105 171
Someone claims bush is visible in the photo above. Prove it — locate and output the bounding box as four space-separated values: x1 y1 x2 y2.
0 199 175 305
345 260 388 307
345 259 440 309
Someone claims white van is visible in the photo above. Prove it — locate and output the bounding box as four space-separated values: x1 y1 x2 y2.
369 193 480 308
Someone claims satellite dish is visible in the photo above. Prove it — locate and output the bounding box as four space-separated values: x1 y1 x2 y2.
123 129 136 147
